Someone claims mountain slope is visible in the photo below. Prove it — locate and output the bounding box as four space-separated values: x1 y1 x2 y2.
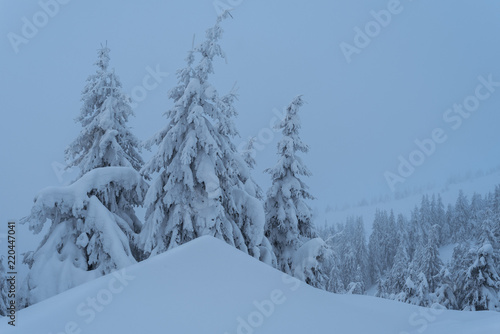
2 236 499 334
320 169 500 234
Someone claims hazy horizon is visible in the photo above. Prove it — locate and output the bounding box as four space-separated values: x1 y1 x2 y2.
2 0 500 229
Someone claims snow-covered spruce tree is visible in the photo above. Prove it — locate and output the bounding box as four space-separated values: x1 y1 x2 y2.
491 186 500 270
21 168 147 307
339 224 357 290
449 243 475 308
432 194 446 246
19 46 148 307
346 265 365 295
419 195 432 243
461 216 500 311
470 193 484 234
397 245 432 307
66 45 144 176
481 208 500 272
265 95 316 275
379 214 410 298
65 44 146 255
411 272 431 307
339 217 369 289
398 225 444 307
325 250 345 293
433 266 458 310
414 225 443 295
242 137 257 170
241 137 263 200
368 210 384 282
139 13 274 265
452 190 470 243
368 209 396 282
0 256 7 317
407 206 422 260
353 217 370 285
462 243 500 311
442 203 453 245
292 238 330 290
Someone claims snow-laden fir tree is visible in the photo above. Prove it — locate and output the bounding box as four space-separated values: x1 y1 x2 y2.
449 243 475 308
433 266 458 310
242 137 257 170
414 225 444 294
398 225 444 307
325 249 345 293
481 208 500 273
66 45 144 176
346 265 365 295
379 214 410 299
441 202 453 245
462 244 500 311
410 272 431 307
452 190 470 243
291 238 330 290
241 137 263 200
368 210 397 282
139 13 274 265
432 194 446 246
407 206 422 260
490 187 500 272
419 195 432 243
462 218 500 311
64 44 146 243
338 217 369 288
19 46 148 307
0 256 7 317
264 95 316 275
368 210 384 282
353 217 370 285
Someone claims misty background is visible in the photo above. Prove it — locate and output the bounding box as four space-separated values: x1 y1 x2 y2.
1 0 500 247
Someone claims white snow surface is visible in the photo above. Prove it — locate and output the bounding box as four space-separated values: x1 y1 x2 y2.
2 236 499 334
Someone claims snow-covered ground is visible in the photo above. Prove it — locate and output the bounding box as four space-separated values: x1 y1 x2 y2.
2 236 499 334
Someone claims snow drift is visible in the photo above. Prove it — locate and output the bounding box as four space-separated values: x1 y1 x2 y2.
2 236 499 334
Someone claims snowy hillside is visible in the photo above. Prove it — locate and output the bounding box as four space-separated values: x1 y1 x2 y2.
2 236 499 334
320 168 500 233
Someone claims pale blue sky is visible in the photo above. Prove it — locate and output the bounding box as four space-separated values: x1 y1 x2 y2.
2 0 500 237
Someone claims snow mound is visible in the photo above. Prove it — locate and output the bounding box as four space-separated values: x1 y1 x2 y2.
2 236 499 334
292 237 327 281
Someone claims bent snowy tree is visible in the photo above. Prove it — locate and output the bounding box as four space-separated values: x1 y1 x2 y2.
20 46 148 307
21 168 148 306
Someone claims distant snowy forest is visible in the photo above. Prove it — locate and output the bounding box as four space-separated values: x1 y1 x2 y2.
0 12 499 317
318 189 500 311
